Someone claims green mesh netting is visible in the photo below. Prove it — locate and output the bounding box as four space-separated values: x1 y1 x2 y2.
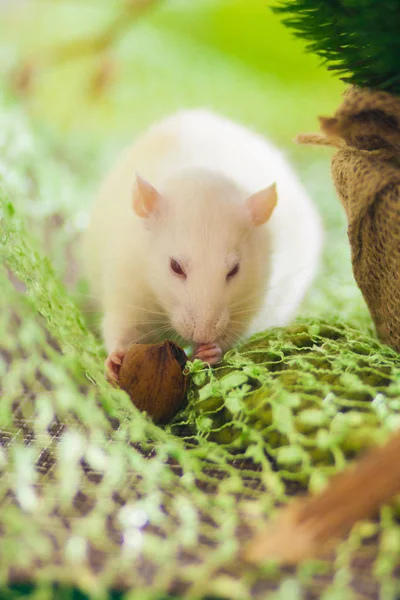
2 94 400 600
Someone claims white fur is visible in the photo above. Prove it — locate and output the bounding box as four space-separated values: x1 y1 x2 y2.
82 110 323 355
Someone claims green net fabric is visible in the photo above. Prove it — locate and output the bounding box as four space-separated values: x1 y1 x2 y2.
1 97 400 600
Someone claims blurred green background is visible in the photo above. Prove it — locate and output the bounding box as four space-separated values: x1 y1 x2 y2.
0 0 344 144
0 0 369 327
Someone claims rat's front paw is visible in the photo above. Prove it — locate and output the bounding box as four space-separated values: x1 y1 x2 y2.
194 343 222 365
105 350 126 384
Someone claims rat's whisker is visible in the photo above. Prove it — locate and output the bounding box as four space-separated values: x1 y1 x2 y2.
171 331 181 345
220 328 241 349
126 319 170 327
230 308 263 319
124 304 168 317
129 325 173 345
76 292 168 318
230 307 261 318
228 318 251 326
230 292 262 309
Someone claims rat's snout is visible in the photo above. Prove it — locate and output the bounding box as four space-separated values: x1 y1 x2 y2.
191 308 229 344
170 303 229 345
170 296 230 345
191 327 214 345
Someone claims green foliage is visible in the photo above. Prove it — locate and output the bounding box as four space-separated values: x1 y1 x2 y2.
273 0 400 94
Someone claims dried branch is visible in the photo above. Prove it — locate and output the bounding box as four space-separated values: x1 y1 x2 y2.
49 0 159 65
9 0 160 98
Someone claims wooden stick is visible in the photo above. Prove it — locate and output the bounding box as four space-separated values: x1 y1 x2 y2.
242 429 400 565
295 132 344 148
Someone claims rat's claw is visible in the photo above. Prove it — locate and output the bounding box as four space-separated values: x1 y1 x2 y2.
194 343 223 366
105 350 126 384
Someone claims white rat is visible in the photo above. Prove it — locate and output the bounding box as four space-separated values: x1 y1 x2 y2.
82 109 323 381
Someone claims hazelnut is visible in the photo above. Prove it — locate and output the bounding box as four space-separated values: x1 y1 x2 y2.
119 340 188 424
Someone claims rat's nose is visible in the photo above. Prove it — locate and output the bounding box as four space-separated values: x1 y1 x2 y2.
191 308 228 344
191 319 217 345
191 329 215 345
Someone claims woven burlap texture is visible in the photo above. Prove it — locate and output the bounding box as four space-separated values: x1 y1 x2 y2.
302 86 400 353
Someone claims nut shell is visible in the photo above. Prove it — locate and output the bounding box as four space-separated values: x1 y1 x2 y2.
119 340 188 424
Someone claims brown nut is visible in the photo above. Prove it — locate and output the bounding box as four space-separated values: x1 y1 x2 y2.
119 340 188 424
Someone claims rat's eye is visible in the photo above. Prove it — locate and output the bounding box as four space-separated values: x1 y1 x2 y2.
226 263 240 280
170 259 186 279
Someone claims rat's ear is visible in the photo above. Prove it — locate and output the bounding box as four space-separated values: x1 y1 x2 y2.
132 173 163 218
245 182 277 226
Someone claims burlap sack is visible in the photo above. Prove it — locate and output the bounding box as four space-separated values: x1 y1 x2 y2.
298 87 400 352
